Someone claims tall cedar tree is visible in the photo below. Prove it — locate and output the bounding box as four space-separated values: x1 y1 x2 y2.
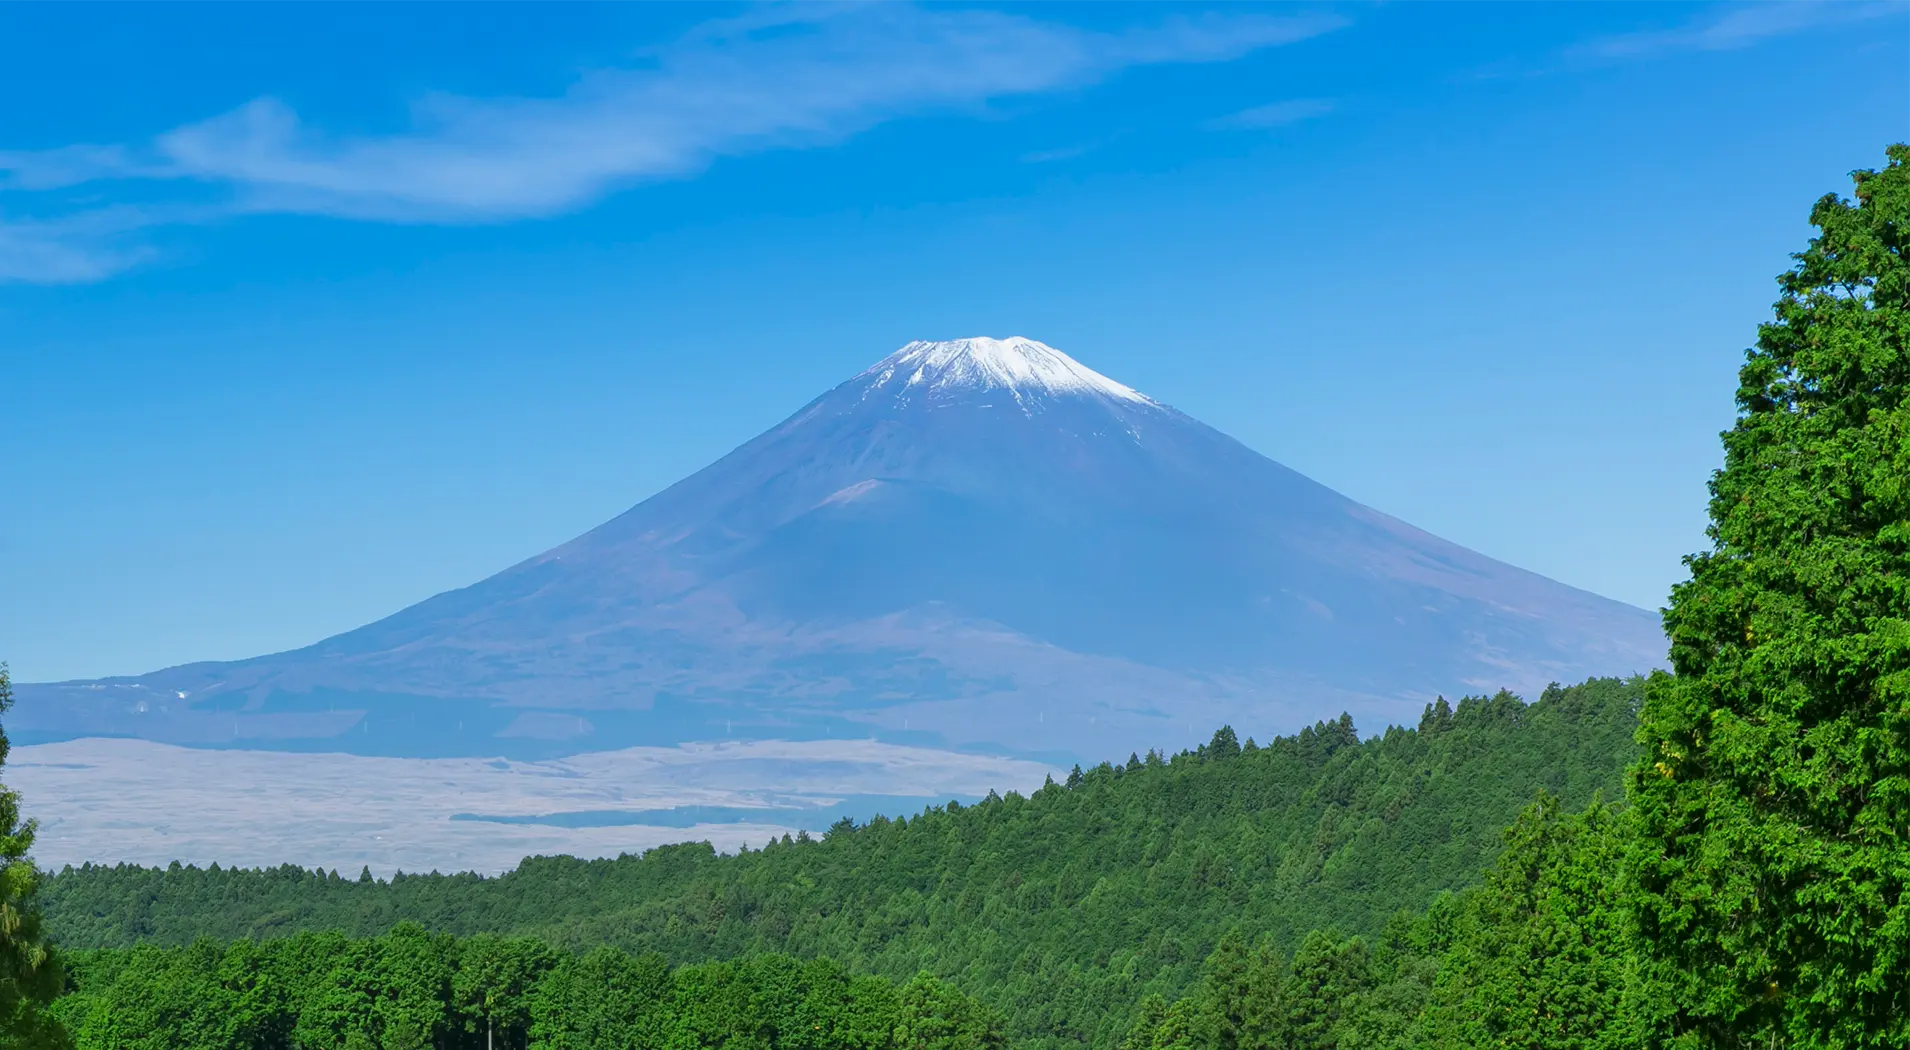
1630 145 1910 1049
0 664 67 1048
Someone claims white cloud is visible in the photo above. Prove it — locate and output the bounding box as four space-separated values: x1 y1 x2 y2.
0 6 1345 280
1208 97 1336 130
1576 1 1898 60
0 144 152 192
0 208 165 284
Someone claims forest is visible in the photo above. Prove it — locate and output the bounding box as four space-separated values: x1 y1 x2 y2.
42 679 1642 1048
0 146 1903 1050
44 790 1638 1050
50 931 1002 1050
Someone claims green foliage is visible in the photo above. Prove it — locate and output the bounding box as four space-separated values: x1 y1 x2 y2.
1629 145 1910 1049
1126 794 1649 1050
895 973 1006 1050
452 934 558 1049
43 679 1644 1049
50 928 997 1050
522 946 667 1049
0 663 67 1049
1420 797 1648 1050
1283 928 1369 1050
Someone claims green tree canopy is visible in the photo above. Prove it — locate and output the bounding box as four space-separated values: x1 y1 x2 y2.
1422 796 1645 1050
1630 144 1910 1049
0 663 67 1048
452 933 560 1050
41 678 1648 1049
55 932 998 1050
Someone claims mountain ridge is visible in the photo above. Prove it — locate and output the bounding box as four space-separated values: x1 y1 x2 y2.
16 337 1665 760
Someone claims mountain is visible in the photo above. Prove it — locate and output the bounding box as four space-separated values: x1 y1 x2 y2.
17 337 1665 759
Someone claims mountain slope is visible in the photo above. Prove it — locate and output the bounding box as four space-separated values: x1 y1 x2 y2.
18 338 1664 758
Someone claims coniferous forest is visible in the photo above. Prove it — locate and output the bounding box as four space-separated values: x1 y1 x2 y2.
1 146 1904 1049
42 679 1641 1049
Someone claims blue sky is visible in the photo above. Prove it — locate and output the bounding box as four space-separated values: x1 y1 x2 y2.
3 2 1905 683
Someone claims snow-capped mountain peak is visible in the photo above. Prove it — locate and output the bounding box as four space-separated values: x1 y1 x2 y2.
858 337 1154 406
17 334 1667 764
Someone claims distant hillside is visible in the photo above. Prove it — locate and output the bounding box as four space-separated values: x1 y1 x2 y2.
44 677 1644 1050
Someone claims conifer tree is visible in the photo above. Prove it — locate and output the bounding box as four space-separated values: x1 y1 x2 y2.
1425 796 1640 1050
0 663 66 1048
1629 146 1910 1049
1120 994 1168 1050
1283 930 1368 1050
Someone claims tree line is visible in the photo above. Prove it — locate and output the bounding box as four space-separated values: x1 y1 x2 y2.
51 926 1002 1050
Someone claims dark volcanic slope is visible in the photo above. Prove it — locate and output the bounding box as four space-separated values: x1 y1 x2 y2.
19 338 1665 759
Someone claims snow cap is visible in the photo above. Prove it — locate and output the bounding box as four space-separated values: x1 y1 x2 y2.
858 337 1153 405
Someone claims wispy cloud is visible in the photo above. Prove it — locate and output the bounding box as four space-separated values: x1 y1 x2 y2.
0 6 1346 282
1207 97 1336 130
1021 144 1098 164
1575 1 1897 60
0 208 171 284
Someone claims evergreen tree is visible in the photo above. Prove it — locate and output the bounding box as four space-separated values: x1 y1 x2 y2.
1423 796 1642 1050
1190 930 1285 1050
1145 998 1201 1050
1120 995 1167 1050
0 663 67 1048
1282 930 1369 1050
1630 145 1910 1049
1194 930 1251 1050
894 973 1005 1050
